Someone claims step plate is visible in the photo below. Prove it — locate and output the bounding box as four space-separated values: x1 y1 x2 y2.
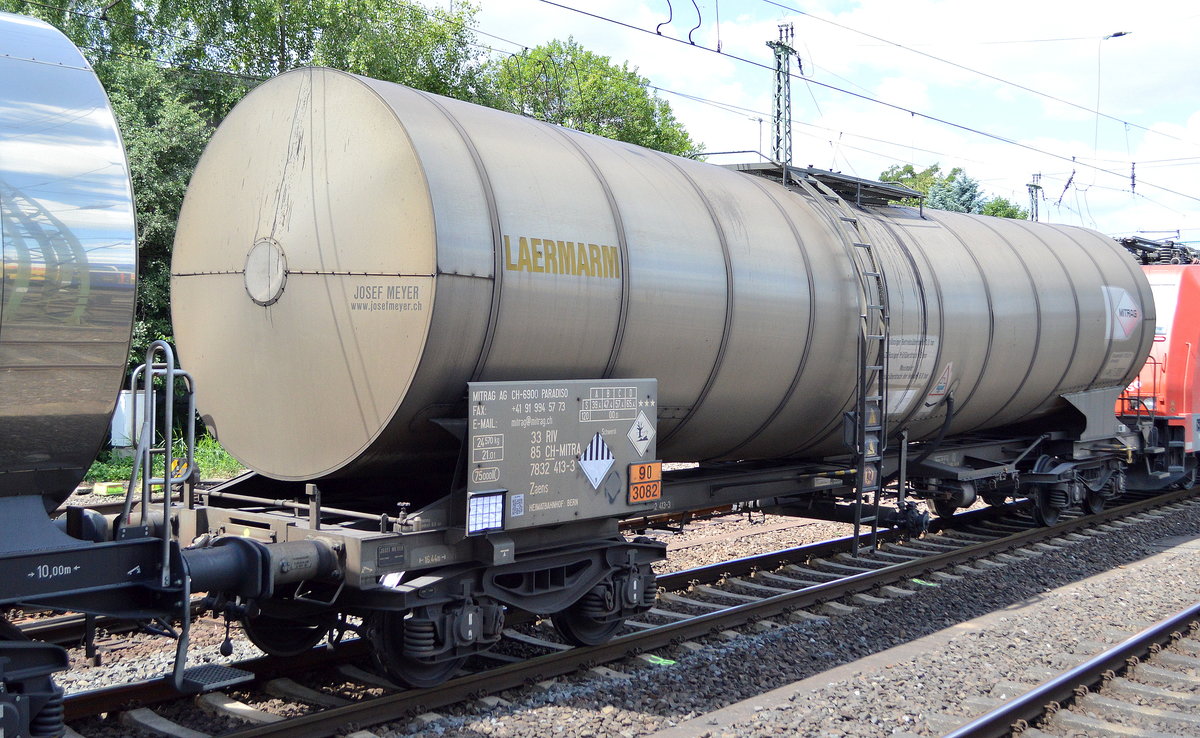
180 664 255 693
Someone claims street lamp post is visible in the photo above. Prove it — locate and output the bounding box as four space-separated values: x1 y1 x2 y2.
1094 31 1131 164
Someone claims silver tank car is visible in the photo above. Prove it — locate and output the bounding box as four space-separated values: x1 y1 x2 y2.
171 68 1154 483
0 12 137 503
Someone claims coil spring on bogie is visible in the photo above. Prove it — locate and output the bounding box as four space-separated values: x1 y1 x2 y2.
30 689 64 738
1157 248 1188 265
642 578 658 606
403 619 438 654
1048 486 1071 508
577 590 611 619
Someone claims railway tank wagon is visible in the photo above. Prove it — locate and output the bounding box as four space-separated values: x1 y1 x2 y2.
172 68 1153 480
170 68 1155 684
0 11 137 506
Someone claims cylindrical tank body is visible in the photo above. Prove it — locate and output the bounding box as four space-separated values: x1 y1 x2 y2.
171 68 1153 484
0 12 137 504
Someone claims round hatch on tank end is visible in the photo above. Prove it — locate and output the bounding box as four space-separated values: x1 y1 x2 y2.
244 238 287 306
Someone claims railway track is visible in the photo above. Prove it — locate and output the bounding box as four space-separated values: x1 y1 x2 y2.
945 599 1200 737
63 487 1198 738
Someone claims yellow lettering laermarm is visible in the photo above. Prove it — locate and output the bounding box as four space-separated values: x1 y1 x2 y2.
502 234 620 279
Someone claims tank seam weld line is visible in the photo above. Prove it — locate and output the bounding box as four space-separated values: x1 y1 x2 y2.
410 89 505 384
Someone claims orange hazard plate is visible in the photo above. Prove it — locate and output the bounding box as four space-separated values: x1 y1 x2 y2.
628 461 662 504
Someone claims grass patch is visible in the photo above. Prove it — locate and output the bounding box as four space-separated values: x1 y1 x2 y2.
192 435 245 479
83 435 246 483
83 452 134 483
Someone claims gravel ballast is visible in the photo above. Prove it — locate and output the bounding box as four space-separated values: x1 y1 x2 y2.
372 503 1200 738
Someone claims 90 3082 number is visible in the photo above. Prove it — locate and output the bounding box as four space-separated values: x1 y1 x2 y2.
628 461 662 504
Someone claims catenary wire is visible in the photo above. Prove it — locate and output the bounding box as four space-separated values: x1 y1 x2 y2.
534 0 1200 205
757 0 1197 149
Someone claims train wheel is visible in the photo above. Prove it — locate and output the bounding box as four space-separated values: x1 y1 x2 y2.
1030 489 1060 526
242 611 334 657
1176 467 1199 491
931 500 958 518
369 611 466 689
378 651 464 689
1083 488 1105 515
553 593 626 646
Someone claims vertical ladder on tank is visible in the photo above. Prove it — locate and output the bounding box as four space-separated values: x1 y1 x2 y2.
807 179 891 555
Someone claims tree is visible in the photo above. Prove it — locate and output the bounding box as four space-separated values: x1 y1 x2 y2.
981 197 1029 219
102 59 213 364
879 163 963 205
0 0 145 56
485 38 699 157
925 174 987 214
154 0 489 99
880 163 1028 219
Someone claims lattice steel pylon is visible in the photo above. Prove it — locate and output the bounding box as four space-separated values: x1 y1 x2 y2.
766 24 798 165
1027 173 1042 222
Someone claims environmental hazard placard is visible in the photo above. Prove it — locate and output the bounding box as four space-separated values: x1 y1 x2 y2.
627 410 655 456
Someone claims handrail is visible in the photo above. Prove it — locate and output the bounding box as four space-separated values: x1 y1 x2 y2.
121 340 196 588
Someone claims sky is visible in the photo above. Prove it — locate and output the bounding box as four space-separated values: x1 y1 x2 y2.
456 0 1200 241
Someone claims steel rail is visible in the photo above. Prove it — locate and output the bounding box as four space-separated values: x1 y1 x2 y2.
216 488 1199 738
655 500 1019 590
17 599 211 647
943 600 1200 738
63 640 369 720
17 613 115 646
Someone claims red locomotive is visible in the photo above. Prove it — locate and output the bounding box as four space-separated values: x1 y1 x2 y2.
1118 241 1200 489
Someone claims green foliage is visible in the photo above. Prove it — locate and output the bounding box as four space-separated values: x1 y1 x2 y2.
880 163 1029 218
0 0 143 54
84 436 245 482
981 196 1030 219
191 435 247 479
102 58 214 365
485 38 699 157
926 173 987 214
155 0 489 97
312 1 490 98
83 450 135 483
879 163 963 206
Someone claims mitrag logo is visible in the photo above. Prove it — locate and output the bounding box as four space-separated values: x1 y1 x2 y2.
1103 286 1141 340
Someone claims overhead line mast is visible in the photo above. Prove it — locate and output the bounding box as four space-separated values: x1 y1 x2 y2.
767 23 800 165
